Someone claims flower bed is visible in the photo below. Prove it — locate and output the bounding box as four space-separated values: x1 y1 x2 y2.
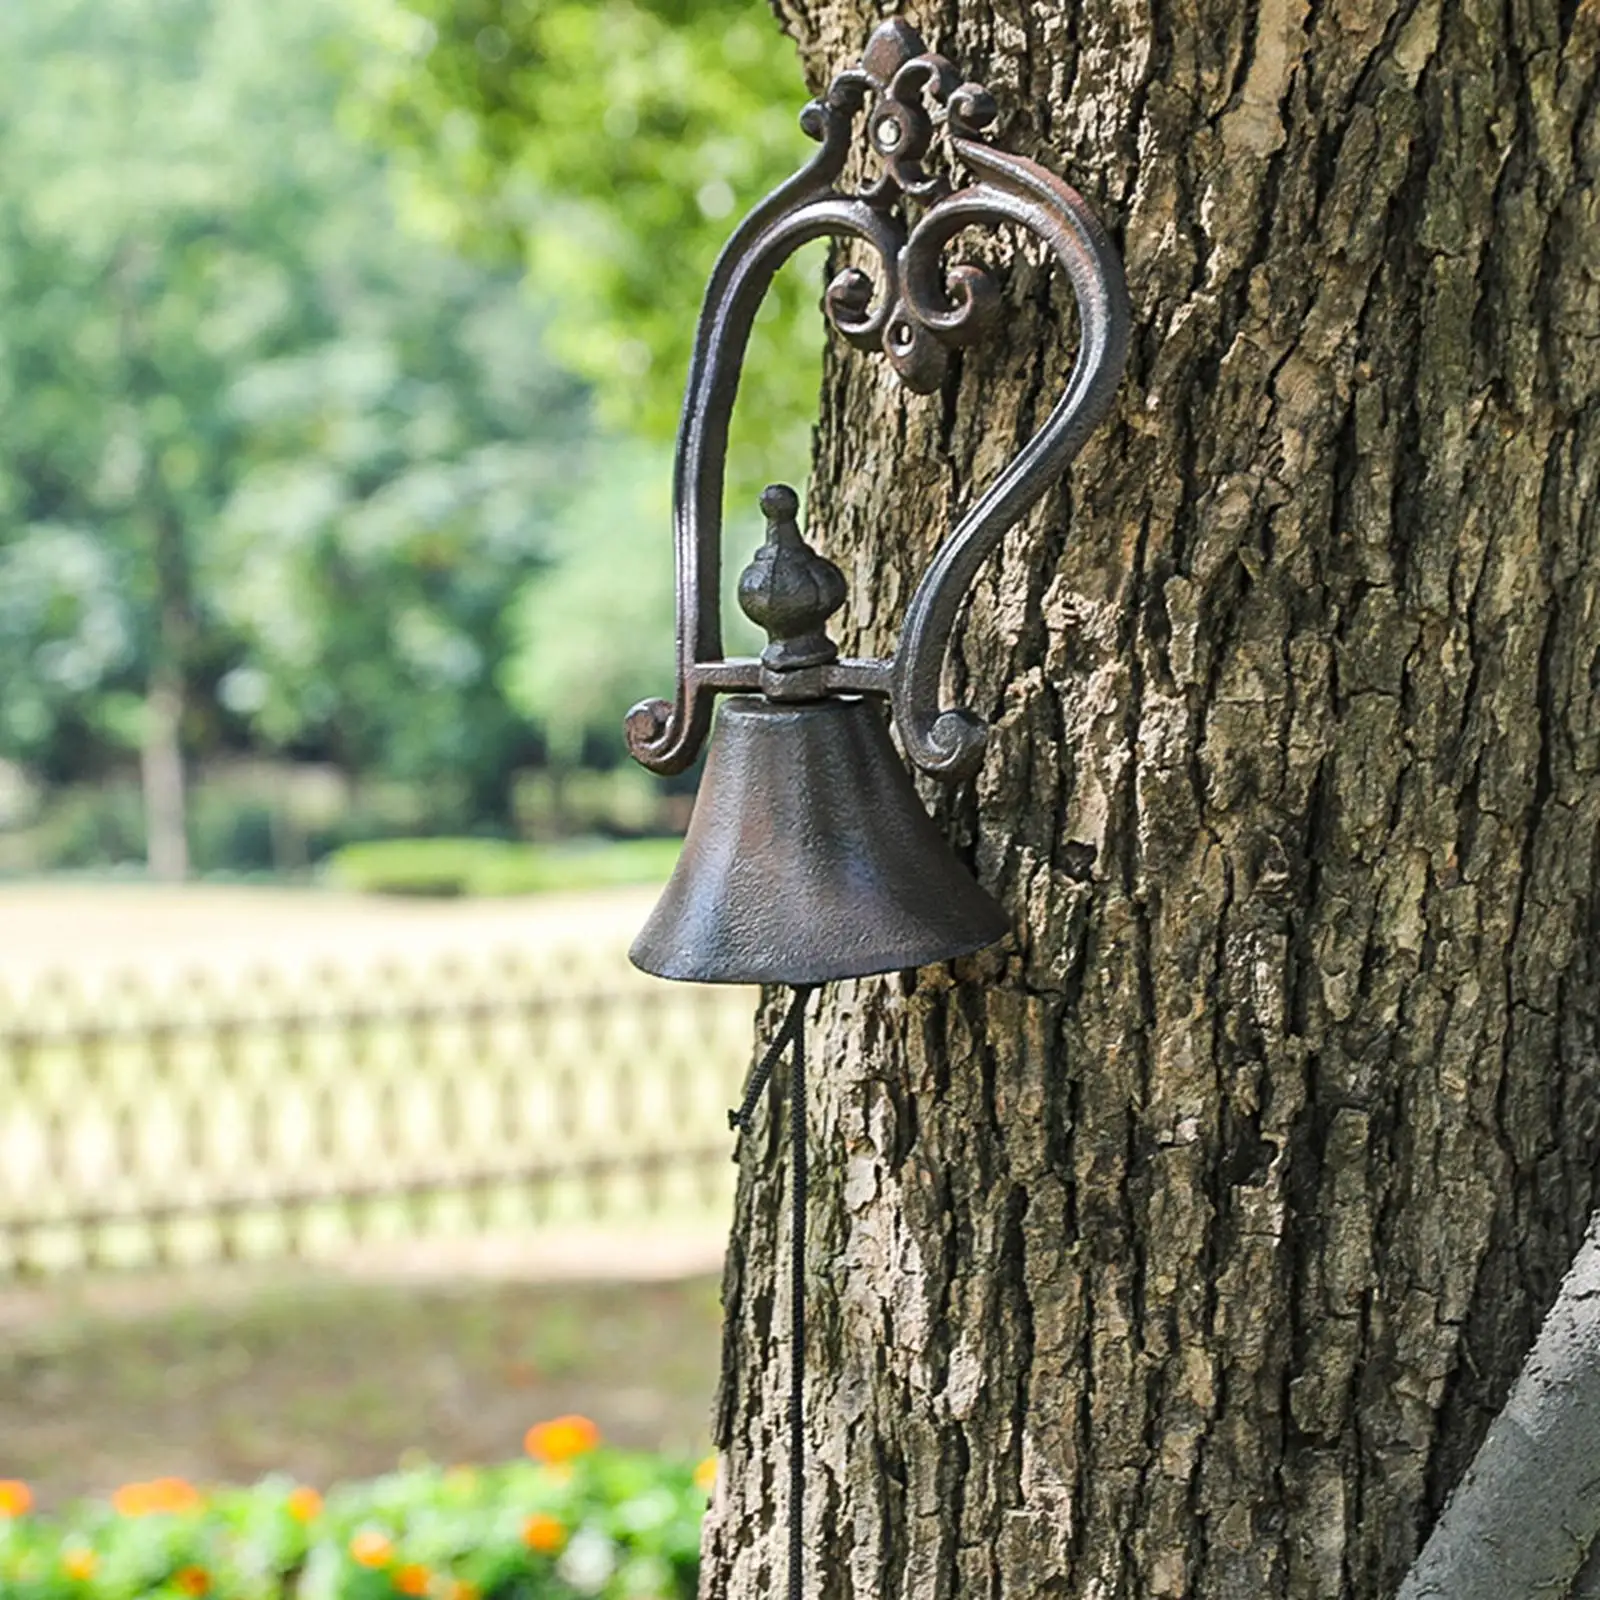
0 1418 711 1599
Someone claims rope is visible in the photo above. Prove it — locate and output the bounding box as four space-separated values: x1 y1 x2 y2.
729 983 813 1600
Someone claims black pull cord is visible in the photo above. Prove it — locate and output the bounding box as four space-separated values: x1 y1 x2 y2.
729 983 813 1600
728 986 810 1133
787 997 807 1600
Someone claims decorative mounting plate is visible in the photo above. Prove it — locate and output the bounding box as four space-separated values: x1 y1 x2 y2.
625 19 1130 782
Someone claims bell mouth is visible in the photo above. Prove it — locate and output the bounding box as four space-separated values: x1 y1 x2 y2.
630 696 1010 986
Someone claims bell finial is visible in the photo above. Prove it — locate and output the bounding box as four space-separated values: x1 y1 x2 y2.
737 485 847 674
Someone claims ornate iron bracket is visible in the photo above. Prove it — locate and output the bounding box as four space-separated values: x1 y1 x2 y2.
625 18 1130 782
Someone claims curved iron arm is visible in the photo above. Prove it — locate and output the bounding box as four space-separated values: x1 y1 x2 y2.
625 19 1131 781
891 139 1130 778
624 184 901 775
624 72 899 776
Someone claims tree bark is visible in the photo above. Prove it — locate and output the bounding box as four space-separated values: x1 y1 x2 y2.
703 3 1600 1598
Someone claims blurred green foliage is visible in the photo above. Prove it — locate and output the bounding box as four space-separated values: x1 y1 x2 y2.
350 0 821 480
502 447 674 766
0 1450 705 1597
0 0 811 872
0 0 589 818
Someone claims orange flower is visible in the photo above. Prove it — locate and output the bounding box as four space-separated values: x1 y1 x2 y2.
693 1455 717 1494
174 1567 209 1596
286 1485 322 1523
112 1478 203 1517
521 1512 566 1555
0 1479 31 1517
61 1548 97 1582
111 1483 145 1516
447 1583 479 1600
350 1529 395 1569
392 1564 431 1596
523 1414 600 1465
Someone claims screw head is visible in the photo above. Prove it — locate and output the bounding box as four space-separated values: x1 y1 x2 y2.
875 116 903 150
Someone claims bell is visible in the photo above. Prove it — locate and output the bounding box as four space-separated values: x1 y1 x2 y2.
628 484 1009 986
630 693 1009 985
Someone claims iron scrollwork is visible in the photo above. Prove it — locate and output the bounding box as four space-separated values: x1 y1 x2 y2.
625 18 1131 782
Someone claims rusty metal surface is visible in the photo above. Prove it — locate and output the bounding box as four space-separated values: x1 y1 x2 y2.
624 17 1131 783
629 695 1010 985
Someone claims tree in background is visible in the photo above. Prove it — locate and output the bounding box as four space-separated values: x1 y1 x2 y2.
0 0 598 869
349 0 835 788
351 0 818 478
211 220 588 827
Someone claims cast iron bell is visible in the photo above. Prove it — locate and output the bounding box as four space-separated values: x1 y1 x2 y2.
621 17 1129 987
630 487 1009 985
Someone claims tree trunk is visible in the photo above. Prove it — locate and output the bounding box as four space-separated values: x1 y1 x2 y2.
140 667 189 882
704 3 1600 1599
140 511 194 883
115 246 193 885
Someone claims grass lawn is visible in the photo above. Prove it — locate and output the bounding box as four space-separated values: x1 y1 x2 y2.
0 880 667 985
0 1261 725 1510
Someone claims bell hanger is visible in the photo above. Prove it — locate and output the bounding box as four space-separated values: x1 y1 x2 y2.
624 17 1128 988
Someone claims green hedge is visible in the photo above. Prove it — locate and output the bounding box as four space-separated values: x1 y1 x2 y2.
320 837 680 898
0 1438 709 1599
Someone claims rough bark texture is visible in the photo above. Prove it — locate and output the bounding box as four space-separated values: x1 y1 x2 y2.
701 2 1600 1598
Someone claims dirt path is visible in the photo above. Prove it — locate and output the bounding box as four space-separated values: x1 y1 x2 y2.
0 1241 728 1507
